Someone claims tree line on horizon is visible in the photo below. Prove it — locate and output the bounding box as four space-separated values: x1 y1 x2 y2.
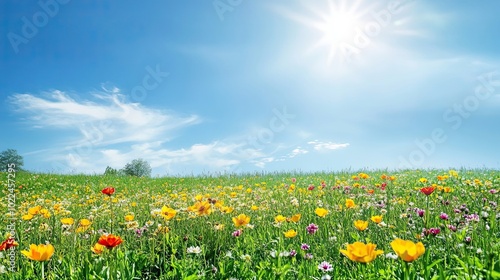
0 149 151 177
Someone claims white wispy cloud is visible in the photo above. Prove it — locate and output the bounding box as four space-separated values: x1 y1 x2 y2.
308 140 350 151
10 90 200 147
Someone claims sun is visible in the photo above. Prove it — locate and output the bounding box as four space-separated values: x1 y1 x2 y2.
276 0 420 68
315 8 362 55
305 0 369 65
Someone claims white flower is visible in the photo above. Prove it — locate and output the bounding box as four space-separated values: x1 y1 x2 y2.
279 251 290 257
476 248 483 254
270 250 277 258
385 253 398 260
0 265 6 274
187 246 202 254
321 275 332 280
240 254 251 262
225 251 233 258
318 261 333 272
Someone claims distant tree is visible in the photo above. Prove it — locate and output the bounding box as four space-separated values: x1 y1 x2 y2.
104 166 119 176
0 149 24 172
121 158 151 177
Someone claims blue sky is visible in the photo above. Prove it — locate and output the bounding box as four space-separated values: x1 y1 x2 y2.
1 0 500 176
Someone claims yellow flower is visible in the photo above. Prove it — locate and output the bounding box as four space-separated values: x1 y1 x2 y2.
124 215 134 222
437 175 449 181
359 173 370 179
28 206 42 215
192 200 212 216
449 170 458 178
61 217 74 225
340 242 383 263
315 208 328 217
275 215 287 223
284 229 297 238
289 214 301 223
221 206 234 214
419 178 428 184
370 215 383 224
79 219 92 227
91 243 105 254
161 206 177 220
443 187 452 193
390 239 425 262
194 194 203 201
354 220 368 231
126 221 139 230
250 205 259 211
232 214 250 227
345 199 356 209
22 214 34 221
21 244 55 262
214 223 225 231
40 209 51 218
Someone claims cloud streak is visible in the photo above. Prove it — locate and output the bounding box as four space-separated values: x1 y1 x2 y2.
308 140 350 151
10 90 200 147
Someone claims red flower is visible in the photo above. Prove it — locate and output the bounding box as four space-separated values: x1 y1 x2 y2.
420 187 435 196
0 236 19 251
101 186 115 196
97 234 123 249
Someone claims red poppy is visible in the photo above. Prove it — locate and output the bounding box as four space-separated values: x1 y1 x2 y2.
420 187 435 196
97 234 123 249
0 236 19 251
101 186 115 196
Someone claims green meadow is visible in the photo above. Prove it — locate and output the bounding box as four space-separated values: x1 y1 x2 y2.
1 169 499 279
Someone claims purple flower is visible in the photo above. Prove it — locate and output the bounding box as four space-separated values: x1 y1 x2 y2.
447 225 457 232
489 189 497 194
306 223 319 234
318 261 333 272
439 212 449 220
464 214 480 223
232 229 242 237
289 249 297 257
304 253 314 260
429 228 440 236
301 243 310 251
417 209 425 217
464 236 472 244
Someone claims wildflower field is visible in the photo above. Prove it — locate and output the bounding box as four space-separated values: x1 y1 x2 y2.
1 169 499 279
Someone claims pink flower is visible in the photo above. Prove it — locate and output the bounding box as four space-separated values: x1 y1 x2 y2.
306 223 319 234
429 228 440 236
318 261 333 272
232 229 242 237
